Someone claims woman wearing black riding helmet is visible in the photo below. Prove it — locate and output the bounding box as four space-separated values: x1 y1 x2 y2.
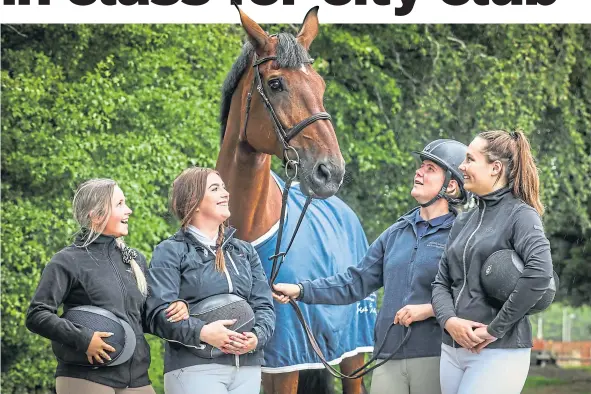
273 139 468 394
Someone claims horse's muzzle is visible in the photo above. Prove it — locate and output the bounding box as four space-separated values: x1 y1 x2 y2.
300 158 344 199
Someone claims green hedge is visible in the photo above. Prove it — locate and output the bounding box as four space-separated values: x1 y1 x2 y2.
2 24 590 393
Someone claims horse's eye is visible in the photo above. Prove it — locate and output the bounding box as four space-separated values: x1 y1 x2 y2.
268 79 283 92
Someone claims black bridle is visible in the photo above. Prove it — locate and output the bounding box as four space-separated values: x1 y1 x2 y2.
244 51 410 379
242 53 332 169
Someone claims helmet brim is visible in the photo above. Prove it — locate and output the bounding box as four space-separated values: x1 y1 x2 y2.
411 150 464 186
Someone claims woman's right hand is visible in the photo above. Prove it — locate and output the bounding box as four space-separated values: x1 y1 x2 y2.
444 317 486 349
272 283 300 304
199 319 248 350
86 331 116 364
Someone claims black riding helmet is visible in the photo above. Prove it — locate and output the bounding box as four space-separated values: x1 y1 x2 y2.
411 139 469 207
52 306 136 368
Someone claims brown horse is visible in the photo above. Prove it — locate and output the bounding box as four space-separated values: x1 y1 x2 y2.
216 7 371 394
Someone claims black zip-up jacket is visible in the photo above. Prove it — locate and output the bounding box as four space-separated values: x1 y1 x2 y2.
25 234 152 388
432 187 553 348
144 227 275 374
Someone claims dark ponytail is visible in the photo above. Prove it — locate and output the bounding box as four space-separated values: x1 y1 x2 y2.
478 130 544 216
511 131 544 216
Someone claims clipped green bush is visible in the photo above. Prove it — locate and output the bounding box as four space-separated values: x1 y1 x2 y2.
2 24 590 393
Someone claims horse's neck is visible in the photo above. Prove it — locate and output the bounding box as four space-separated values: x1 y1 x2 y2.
216 85 282 242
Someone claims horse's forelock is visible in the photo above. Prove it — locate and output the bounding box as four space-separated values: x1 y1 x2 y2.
219 33 310 143
275 32 311 69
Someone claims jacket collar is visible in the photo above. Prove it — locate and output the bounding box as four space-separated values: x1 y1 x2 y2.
74 230 117 246
475 185 513 208
173 226 237 249
401 206 455 234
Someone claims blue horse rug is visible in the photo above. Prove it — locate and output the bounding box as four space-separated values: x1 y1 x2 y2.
253 172 377 373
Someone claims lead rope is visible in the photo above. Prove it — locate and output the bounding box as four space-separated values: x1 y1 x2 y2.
267 151 411 380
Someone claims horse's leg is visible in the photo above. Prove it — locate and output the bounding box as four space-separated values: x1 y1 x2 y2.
340 354 368 394
262 371 299 394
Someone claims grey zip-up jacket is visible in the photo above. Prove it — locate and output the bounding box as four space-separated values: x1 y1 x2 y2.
145 227 275 373
432 187 553 348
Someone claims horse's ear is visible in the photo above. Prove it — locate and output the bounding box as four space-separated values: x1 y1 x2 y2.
296 6 319 51
235 4 269 52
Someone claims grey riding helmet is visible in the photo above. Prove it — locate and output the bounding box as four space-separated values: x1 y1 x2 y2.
411 139 469 207
187 293 255 359
52 306 136 367
481 249 559 315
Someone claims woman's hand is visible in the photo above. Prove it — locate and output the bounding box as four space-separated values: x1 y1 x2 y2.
199 319 247 350
444 317 486 349
166 300 190 323
272 283 300 304
394 304 434 327
223 331 258 355
471 326 497 353
86 331 116 365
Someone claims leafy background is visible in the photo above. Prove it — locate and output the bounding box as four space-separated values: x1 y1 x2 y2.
2 24 590 393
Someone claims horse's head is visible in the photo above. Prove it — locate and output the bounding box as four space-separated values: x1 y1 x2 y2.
236 6 345 199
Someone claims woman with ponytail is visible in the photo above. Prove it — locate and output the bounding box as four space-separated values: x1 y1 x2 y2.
145 167 275 394
432 131 554 394
26 179 188 394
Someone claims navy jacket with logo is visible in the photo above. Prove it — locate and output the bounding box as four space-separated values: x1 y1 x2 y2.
300 207 456 360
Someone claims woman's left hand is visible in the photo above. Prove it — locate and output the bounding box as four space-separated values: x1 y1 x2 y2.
222 332 258 355
394 304 434 327
166 300 190 323
471 326 497 353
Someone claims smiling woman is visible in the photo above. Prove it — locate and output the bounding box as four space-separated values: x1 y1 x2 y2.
25 178 190 394
272 139 469 394
101 185 133 238
145 167 275 394
432 130 554 394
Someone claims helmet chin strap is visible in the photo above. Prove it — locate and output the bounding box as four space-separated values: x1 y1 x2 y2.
420 170 452 208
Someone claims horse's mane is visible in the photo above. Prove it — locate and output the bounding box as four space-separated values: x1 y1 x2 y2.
219 32 311 142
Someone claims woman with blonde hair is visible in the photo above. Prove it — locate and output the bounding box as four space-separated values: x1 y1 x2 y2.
145 167 275 394
432 130 554 394
26 178 188 394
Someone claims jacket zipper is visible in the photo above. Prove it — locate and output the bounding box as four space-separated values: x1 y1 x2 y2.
205 245 234 293
403 238 420 305
107 244 133 386
227 252 240 275
452 202 486 348
200 242 240 367
220 249 240 368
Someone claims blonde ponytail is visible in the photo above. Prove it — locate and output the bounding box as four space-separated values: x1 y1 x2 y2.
116 238 148 297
